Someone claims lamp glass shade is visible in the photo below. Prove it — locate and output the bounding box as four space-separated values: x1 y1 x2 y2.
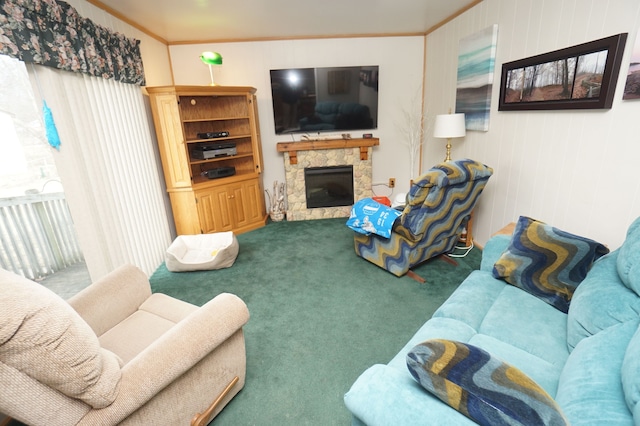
433 113 466 138
200 51 223 65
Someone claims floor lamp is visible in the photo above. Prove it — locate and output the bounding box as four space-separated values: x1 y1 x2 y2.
433 113 466 162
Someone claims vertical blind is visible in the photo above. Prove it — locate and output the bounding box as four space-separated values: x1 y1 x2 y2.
29 65 171 278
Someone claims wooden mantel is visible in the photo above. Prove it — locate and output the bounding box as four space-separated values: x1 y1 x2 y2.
276 138 379 165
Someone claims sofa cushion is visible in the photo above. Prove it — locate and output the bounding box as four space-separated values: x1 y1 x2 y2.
566 250 640 350
617 216 640 295
556 320 637 424
492 216 609 313
406 339 568 426
344 364 478 426
622 324 640 419
0 268 121 408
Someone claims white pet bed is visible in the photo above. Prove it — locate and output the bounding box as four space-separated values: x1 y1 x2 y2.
165 232 239 272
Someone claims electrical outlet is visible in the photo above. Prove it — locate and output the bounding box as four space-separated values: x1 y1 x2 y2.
389 178 396 188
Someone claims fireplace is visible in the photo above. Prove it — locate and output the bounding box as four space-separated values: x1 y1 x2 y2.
305 165 354 208
276 138 379 221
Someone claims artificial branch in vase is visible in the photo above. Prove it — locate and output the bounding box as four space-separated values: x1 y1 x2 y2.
265 180 285 221
397 89 426 179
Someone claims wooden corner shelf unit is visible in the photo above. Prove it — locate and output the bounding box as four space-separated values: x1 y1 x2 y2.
146 85 267 235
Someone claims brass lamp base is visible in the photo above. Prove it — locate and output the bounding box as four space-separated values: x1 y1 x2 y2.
444 139 452 162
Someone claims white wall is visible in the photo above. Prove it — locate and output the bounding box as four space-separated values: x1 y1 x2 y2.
168 37 425 200
425 0 640 249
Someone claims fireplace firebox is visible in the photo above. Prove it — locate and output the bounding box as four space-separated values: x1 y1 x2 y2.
304 165 354 208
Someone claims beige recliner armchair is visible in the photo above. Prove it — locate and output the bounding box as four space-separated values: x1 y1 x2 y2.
0 264 249 426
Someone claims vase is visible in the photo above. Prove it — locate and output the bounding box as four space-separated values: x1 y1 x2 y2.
270 211 285 222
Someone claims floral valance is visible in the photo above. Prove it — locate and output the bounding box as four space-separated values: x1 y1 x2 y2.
0 0 145 85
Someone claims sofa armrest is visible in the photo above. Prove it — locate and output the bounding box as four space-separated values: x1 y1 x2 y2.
68 264 152 337
479 235 511 272
78 292 250 425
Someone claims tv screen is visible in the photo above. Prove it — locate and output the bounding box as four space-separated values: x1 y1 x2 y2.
270 65 378 135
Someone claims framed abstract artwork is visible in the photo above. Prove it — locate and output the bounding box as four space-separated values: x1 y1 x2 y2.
456 24 499 131
499 33 628 111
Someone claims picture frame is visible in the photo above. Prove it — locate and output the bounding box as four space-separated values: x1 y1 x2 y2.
498 33 627 111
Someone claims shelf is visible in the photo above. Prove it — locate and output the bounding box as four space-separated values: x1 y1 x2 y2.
189 153 254 166
186 134 252 144
276 137 379 164
191 171 259 187
182 116 249 123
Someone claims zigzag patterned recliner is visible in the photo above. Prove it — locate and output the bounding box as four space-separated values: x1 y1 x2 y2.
353 159 493 277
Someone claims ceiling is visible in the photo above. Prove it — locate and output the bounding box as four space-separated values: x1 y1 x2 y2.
90 0 480 44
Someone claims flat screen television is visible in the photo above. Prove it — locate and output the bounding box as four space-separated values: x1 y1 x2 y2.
269 65 379 135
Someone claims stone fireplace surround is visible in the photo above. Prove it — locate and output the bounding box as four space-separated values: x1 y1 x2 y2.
276 138 379 221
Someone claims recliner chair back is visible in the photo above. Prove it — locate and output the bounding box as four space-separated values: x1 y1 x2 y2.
395 159 493 241
353 159 493 277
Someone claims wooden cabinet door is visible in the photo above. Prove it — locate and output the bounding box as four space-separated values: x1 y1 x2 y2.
149 92 191 188
233 179 265 230
195 178 265 234
196 186 233 233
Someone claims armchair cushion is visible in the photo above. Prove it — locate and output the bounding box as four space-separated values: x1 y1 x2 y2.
0 269 121 408
492 216 609 313
406 339 568 426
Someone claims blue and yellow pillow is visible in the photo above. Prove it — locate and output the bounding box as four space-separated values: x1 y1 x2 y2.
492 216 609 313
407 339 568 426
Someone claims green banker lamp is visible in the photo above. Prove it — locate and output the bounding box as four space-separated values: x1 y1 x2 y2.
200 51 223 85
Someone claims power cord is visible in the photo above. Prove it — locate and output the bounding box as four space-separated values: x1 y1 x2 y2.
371 183 393 198
448 240 474 258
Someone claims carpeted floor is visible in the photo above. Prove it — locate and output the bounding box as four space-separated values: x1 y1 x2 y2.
149 218 482 425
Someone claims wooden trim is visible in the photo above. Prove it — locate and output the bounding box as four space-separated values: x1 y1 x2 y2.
145 85 257 95
276 138 379 153
168 32 426 46
425 0 484 35
492 222 516 237
83 0 484 46
85 0 168 44
276 138 379 165
191 376 239 426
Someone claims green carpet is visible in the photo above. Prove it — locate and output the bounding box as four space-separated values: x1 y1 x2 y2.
149 218 482 425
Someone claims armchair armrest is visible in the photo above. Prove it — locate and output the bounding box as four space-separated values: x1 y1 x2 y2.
78 293 250 425
68 264 152 337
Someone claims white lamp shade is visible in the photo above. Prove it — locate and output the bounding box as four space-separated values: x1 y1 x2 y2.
433 113 466 138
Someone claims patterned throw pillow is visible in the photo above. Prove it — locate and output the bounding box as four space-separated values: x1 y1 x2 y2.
492 216 609 313
406 339 569 426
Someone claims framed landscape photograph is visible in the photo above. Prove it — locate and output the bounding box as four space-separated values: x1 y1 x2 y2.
623 30 640 100
498 33 627 111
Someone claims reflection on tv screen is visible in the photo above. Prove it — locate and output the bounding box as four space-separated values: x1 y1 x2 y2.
269 65 379 135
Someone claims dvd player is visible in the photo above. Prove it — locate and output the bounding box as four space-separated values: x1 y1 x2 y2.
192 143 237 159
197 131 229 139
201 166 235 179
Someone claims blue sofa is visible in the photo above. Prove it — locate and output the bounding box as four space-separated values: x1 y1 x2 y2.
345 218 640 425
